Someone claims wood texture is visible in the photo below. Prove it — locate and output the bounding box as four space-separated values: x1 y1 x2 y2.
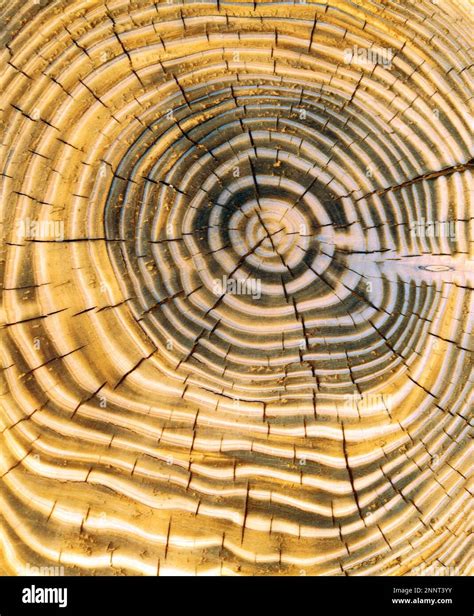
0 0 472 576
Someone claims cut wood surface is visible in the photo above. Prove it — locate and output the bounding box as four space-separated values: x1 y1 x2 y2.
0 0 472 576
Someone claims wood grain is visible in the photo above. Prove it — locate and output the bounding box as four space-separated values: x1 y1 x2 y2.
0 0 472 576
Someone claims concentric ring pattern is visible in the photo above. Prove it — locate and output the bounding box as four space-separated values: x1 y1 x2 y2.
0 0 472 576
